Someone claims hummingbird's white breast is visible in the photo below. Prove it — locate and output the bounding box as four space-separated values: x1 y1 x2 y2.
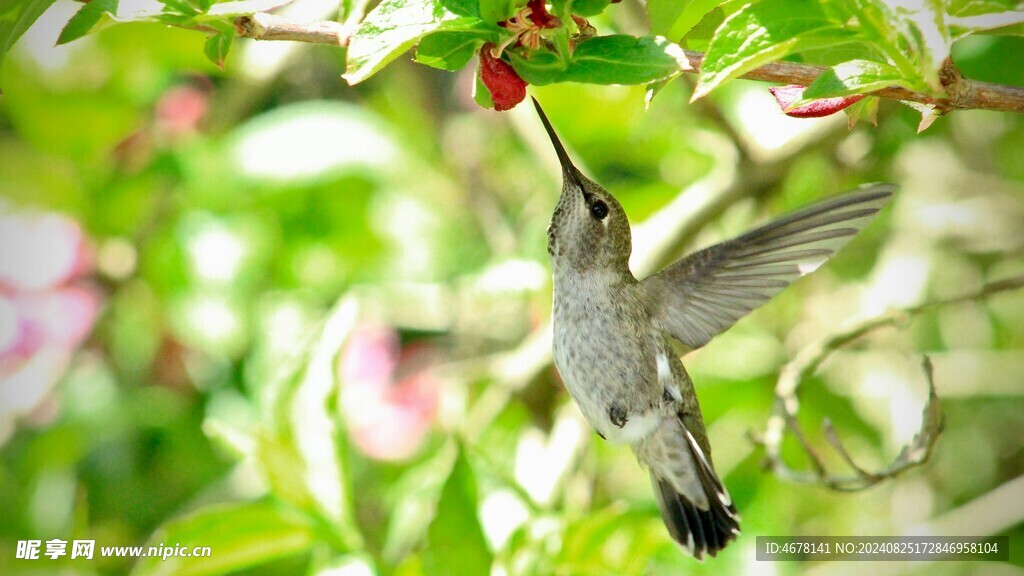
551 267 666 444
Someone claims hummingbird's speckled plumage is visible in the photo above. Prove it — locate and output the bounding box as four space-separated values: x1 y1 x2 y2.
534 98 894 559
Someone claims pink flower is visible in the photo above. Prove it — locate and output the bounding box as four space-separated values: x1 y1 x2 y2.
155 82 211 138
0 212 100 442
338 324 440 461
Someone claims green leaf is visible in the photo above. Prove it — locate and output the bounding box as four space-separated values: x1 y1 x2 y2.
422 448 493 576
478 0 513 21
647 0 719 38
57 0 118 45
473 58 495 108
130 502 317 576
908 0 952 84
571 0 612 17
947 0 1020 17
415 31 485 70
381 448 460 563
843 0 928 90
693 0 853 99
949 11 1024 38
844 95 878 128
342 0 376 27
161 0 202 17
509 35 690 85
679 4 724 51
801 59 910 100
258 297 363 549
644 76 674 108
207 0 295 17
0 0 56 85
204 31 232 69
796 42 886 67
343 0 471 84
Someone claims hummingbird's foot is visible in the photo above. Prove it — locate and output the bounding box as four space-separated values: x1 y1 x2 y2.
609 404 628 428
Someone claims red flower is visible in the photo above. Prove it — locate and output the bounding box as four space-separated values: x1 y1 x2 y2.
526 0 559 28
769 85 866 118
480 44 528 112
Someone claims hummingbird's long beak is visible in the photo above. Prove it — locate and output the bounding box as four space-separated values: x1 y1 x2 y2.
532 97 585 190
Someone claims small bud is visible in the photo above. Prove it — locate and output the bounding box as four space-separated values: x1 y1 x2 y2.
769 85 866 118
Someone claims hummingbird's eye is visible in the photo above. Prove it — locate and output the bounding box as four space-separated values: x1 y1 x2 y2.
590 200 609 220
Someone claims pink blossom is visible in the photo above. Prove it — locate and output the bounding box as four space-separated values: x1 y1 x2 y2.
338 325 440 461
0 211 100 443
155 83 210 137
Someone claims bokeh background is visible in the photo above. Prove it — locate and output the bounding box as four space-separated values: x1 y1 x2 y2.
1 1 1023 575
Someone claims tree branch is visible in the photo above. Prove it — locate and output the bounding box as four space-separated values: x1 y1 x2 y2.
225 14 1024 114
753 275 1024 491
234 13 352 46
680 50 1024 114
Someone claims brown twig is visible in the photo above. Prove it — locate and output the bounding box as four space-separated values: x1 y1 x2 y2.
234 12 352 46
754 275 1024 491
680 50 1024 114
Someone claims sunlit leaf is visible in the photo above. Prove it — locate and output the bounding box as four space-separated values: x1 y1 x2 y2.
478 0 512 21
646 0 690 36
801 59 911 100
207 0 295 17
947 0 1020 17
647 0 720 39
342 0 376 26
343 0 478 84
0 0 55 90
693 0 854 99
949 11 1024 38
254 298 363 549
57 0 118 45
678 4 724 51
415 30 490 70
508 35 690 85
130 502 317 576
161 0 202 17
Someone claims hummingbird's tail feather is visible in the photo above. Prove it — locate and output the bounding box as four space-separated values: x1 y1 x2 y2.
652 472 738 559
637 415 740 559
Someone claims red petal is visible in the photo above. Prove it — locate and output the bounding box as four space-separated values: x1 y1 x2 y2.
480 44 528 112
527 0 560 28
769 85 866 118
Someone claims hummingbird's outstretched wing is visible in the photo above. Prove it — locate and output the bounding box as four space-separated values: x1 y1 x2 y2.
640 184 895 349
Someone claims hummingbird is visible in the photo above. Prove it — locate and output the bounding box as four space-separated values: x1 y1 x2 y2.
534 98 894 559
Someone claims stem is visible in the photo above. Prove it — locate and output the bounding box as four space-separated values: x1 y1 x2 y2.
225 13 1024 114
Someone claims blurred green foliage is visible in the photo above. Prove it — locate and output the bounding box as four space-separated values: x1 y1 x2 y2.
1 2 1024 576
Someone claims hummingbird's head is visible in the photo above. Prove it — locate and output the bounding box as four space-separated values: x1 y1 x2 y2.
533 98 632 274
